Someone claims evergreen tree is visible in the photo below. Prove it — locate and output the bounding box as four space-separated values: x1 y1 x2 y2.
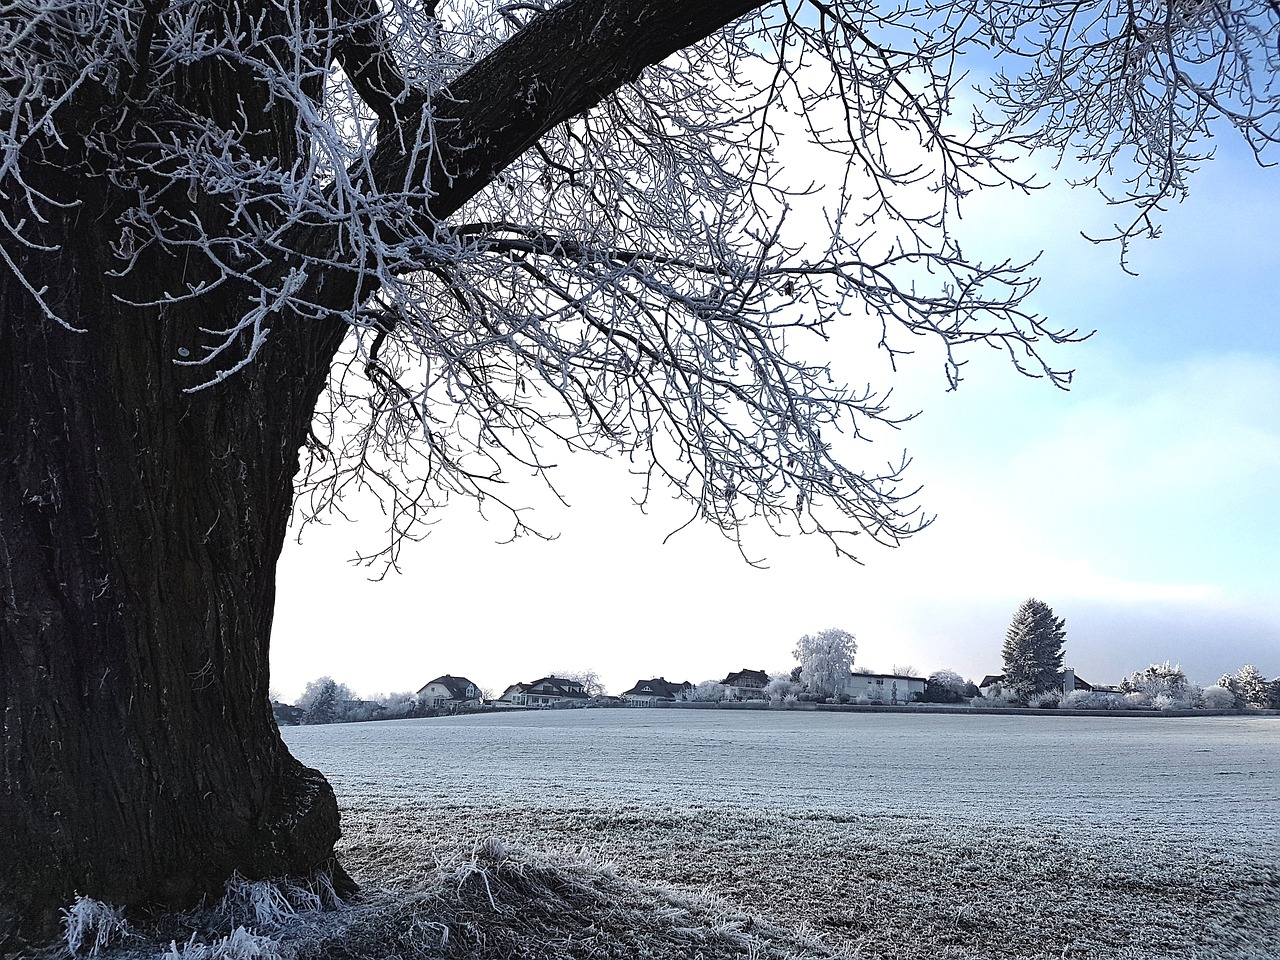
1001 599 1067 700
1233 665 1271 708
297 677 349 724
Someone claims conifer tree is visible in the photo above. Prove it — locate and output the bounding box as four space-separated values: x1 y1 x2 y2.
1001 599 1067 700
1233 665 1271 708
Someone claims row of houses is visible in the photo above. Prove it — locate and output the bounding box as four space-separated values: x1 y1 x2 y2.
411 668 933 709
276 665 1121 724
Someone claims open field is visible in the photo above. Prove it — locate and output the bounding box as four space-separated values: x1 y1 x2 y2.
283 709 1280 841
273 710 1279 959
58 710 1278 958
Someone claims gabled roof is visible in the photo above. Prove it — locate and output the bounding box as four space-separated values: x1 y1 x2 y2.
622 677 690 700
721 669 770 686
417 675 480 700
978 672 1096 691
525 676 589 699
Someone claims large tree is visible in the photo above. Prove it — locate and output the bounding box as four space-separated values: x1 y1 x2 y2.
794 627 857 697
1001 598 1067 700
1 0 1276 943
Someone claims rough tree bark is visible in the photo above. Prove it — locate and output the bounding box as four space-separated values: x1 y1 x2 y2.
0 0 762 944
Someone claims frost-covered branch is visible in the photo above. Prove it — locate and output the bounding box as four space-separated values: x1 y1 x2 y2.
2 0 1275 565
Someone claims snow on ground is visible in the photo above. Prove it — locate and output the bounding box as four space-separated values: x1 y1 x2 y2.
275 709 1280 959
284 709 1280 841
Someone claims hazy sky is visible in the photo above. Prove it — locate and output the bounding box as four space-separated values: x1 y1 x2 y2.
271 116 1279 702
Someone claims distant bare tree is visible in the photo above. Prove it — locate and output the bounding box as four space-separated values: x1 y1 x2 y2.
688 680 727 703
553 669 606 698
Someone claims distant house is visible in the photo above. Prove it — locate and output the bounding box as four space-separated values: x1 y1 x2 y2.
622 677 693 704
417 675 482 708
978 674 1008 698
271 701 303 726
1060 668 1095 695
498 682 529 705
843 672 926 704
501 676 589 707
980 669 1096 699
720 668 770 700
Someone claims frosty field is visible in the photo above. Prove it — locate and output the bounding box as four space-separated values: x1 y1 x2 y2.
277 709 1280 959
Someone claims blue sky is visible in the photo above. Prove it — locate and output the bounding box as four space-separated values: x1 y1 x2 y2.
271 127 1279 702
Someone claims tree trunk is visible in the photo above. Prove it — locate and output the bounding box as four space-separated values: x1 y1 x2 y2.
0 0 766 944
0 167 351 943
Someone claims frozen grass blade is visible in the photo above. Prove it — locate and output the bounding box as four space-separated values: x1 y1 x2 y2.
61 896 128 956
162 927 283 960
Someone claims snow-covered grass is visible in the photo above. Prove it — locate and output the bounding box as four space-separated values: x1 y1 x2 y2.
282 708 1280 846
291 709 1280 958
63 896 129 956
335 800 1279 959
65 711 1280 958
161 927 282 960
218 874 341 930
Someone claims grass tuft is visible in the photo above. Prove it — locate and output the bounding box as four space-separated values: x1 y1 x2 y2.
218 872 341 930
162 926 284 960
61 896 129 957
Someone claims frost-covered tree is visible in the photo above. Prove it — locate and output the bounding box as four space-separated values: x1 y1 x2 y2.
297 676 357 724
794 628 857 698
4 0 1278 941
764 673 801 702
1232 665 1272 708
688 680 726 703
1122 662 1190 704
1199 685 1240 709
925 669 967 703
375 691 420 719
553 669 606 698
1001 599 1066 700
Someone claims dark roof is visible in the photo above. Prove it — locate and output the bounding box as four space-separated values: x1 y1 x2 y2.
1063 671 1095 691
271 702 303 725
622 677 689 700
526 676 589 699
978 672 1096 691
417 675 480 700
721 669 770 686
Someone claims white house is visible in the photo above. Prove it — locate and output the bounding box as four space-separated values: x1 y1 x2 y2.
842 672 926 704
417 675 482 708
501 676 589 706
720 669 770 700
621 677 693 704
